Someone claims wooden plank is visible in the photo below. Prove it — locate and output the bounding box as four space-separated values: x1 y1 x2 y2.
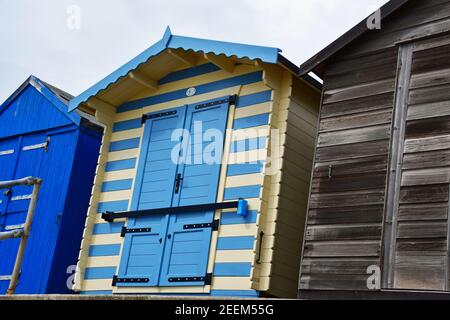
411 43 450 74
303 240 381 258
404 134 450 153
401 167 450 186
409 83 450 106
400 184 449 204
403 148 450 170
308 205 384 225
318 125 390 147
382 43 413 289
406 115 450 139
398 203 448 221
300 274 371 291
321 92 394 119
397 221 448 239
409 68 450 91
316 140 389 162
313 156 388 178
394 255 446 291
309 189 385 209
396 239 448 254
302 258 379 275
323 78 395 105
319 109 392 133
312 172 386 193
305 224 382 241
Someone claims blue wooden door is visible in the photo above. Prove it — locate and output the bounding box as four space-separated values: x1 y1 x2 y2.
0 133 47 294
159 101 229 286
116 107 187 286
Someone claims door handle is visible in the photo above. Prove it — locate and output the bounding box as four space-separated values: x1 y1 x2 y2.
167 234 172 240
174 174 183 194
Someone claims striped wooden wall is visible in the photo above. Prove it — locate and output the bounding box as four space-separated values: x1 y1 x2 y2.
74 62 276 297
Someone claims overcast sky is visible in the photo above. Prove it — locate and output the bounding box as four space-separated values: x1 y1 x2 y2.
0 0 388 103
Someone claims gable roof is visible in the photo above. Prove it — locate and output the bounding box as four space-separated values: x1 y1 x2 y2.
298 0 411 77
69 27 320 112
0 75 81 125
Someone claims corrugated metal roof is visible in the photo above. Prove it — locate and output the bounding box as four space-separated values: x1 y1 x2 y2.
68 27 283 112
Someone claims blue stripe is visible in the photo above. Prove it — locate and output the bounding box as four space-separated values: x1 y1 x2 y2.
224 185 261 200
236 91 272 108
93 222 125 235
214 263 252 277
113 118 142 132
84 267 117 280
89 244 121 257
231 137 267 153
211 290 260 297
109 138 140 152
97 200 129 213
233 113 270 130
118 71 263 113
158 63 221 85
102 179 133 192
227 163 264 176
80 291 113 295
221 210 258 225
217 236 255 250
105 158 136 172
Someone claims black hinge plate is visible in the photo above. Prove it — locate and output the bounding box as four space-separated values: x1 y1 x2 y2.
112 275 150 286
183 220 219 231
195 95 237 110
142 110 177 123
168 273 212 285
121 227 152 237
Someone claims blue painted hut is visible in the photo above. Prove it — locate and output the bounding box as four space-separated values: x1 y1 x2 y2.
0 76 102 294
70 27 322 298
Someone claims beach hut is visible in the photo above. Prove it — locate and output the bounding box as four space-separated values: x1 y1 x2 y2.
70 27 321 298
0 76 102 294
298 0 450 299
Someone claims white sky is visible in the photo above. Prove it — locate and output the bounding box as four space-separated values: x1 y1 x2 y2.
0 0 388 103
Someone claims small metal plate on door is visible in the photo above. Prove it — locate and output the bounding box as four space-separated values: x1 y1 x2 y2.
0 149 14 156
5 224 25 231
0 275 12 281
10 194 32 201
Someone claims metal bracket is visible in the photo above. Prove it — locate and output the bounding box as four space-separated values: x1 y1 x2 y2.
142 110 177 124
112 275 150 286
168 273 212 285
195 95 238 110
183 220 219 231
121 227 152 237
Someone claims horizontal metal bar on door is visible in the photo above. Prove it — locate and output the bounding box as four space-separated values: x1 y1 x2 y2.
5 224 25 231
102 201 241 223
10 194 32 201
0 149 14 156
0 275 12 281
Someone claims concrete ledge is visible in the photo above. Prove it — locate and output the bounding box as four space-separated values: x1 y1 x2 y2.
0 295 266 301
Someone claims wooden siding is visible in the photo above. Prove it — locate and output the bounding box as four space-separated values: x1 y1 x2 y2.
300 0 450 294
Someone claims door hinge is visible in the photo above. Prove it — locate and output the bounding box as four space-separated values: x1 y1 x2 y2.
142 111 177 124
174 173 183 194
183 219 219 231
121 227 152 237
168 273 213 285
194 95 238 110
22 137 50 152
112 275 150 286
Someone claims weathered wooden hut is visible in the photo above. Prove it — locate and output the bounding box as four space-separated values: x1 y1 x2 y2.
69 27 321 298
298 0 450 298
0 76 102 294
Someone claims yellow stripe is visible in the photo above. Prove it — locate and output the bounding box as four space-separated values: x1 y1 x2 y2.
86 256 120 268
215 250 255 263
225 174 264 188
91 234 123 246
234 102 272 119
211 277 252 290
218 224 259 237
104 169 136 182
106 149 139 162
99 190 131 203
111 128 143 142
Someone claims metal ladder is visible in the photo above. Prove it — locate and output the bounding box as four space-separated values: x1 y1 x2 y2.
0 177 42 295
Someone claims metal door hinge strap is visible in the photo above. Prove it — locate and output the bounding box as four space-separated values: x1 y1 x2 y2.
183 220 219 231
23 137 50 152
168 273 212 285
195 95 237 110
11 194 32 201
102 201 240 222
142 111 177 124
121 227 152 237
112 275 150 286
5 224 25 231
0 275 13 281
0 149 14 156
